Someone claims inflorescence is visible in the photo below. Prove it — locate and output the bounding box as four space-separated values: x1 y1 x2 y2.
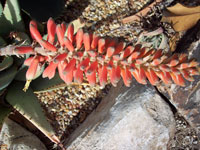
1 18 199 89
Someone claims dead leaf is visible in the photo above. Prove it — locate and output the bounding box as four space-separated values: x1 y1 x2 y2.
121 0 162 24
169 32 180 52
71 18 85 33
161 3 200 32
166 3 200 15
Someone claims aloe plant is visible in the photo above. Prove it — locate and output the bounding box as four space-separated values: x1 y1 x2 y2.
0 0 25 36
0 0 199 148
0 0 61 145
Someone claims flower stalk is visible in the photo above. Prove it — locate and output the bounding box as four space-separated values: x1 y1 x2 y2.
0 18 199 90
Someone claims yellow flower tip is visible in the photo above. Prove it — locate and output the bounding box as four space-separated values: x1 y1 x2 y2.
23 80 32 92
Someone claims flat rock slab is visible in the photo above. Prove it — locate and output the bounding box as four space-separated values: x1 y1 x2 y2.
0 118 46 150
157 39 200 136
64 81 175 150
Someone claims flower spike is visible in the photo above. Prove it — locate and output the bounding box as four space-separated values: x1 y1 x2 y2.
8 18 199 89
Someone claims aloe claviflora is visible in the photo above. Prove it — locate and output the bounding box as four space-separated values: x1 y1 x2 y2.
0 18 199 90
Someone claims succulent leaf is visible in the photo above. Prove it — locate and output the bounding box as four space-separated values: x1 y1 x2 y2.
31 72 64 92
0 56 13 71
0 105 11 130
6 81 60 144
0 3 3 17
0 0 25 36
0 36 6 47
0 65 17 90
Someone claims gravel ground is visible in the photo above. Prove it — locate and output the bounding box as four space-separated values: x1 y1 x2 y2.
34 0 200 149
35 84 111 139
169 113 200 150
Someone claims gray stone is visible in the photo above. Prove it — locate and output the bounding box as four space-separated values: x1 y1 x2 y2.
0 118 46 150
64 81 175 150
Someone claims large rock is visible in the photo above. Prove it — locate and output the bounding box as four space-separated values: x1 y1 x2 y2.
0 118 46 150
64 81 175 150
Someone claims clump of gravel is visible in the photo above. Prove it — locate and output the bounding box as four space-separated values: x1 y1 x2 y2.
57 0 155 42
169 113 200 150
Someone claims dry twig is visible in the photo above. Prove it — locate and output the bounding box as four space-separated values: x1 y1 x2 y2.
121 0 162 24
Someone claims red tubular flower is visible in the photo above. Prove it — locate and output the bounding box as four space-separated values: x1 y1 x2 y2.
58 61 67 81
42 61 58 79
106 47 115 58
14 18 200 88
98 65 108 87
91 34 99 49
63 68 73 84
29 21 43 44
144 68 159 85
120 46 134 59
56 24 65 46
61 22 67 33
109 65 121 87
86 61 98 75
156 71 172 85
29 20 39 41
79 57 90 71
98 38 106 53
63 37 74 52
26 57 39 80
74 65 83 84
83 33 91 51
47 17 56 44
86 71 96 86
63 58 76 75
75 29 84 49
24 57 35 66
170 72 185 87
54 53 68 63
67 23 74 43
40 39 57 52
121 68 132 87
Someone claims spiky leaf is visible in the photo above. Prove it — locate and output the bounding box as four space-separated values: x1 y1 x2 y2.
31 71 64 92
0 3 3 17
14 66 28 81
0 36 6 47
6 81 59 144
0 56 13 71
0 65 18 90
0 105 11 130
0 0 25 36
